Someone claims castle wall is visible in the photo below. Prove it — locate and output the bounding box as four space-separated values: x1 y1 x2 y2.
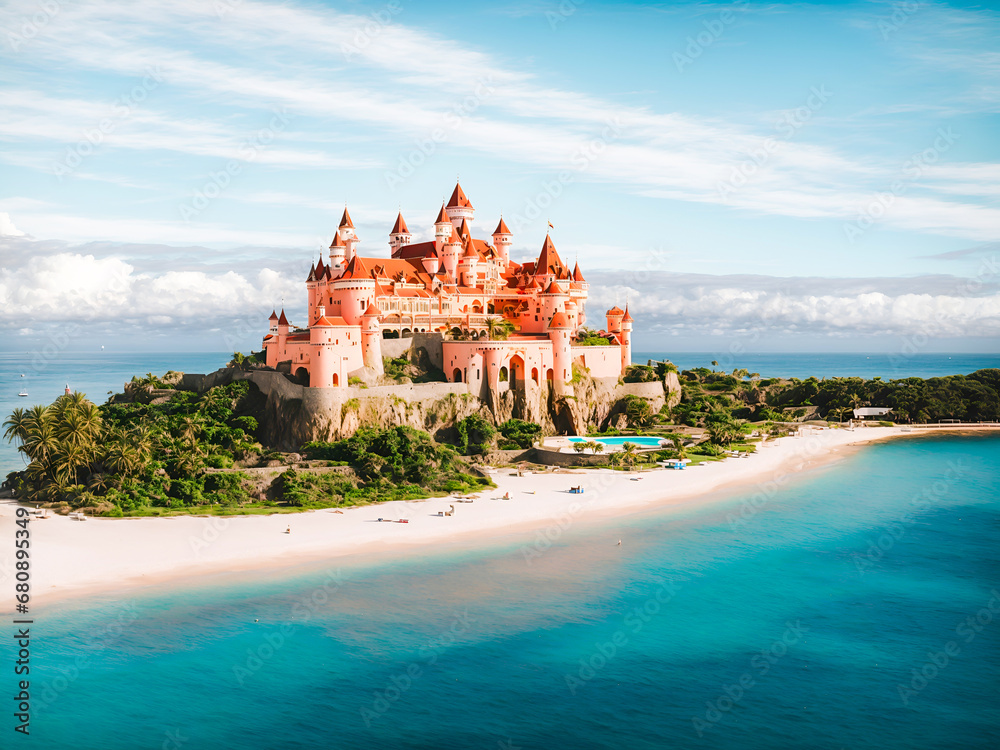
572 346 623 378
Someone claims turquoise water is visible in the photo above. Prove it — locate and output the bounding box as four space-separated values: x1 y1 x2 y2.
634 352 1000 380
569 436 665 447
11 434 999 749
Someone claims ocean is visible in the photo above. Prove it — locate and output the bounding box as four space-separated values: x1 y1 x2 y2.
2 350 997 476
13 433 1000 749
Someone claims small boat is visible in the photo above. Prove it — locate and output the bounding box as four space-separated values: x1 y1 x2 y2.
568 486 584 494
20 373 25 377
18 390 28 397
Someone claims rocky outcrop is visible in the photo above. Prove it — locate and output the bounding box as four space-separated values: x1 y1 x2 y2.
176 349 670 448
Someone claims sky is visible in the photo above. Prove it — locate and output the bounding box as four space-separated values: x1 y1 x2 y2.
0 0 998 355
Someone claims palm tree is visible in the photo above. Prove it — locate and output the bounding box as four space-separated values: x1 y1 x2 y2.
3 407 29 458
485 317 513 341
608 452 623 469
620 442 639 469
590 441 605 455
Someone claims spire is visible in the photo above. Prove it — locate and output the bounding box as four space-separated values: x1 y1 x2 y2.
622 304 633 323
536 233 565 276
435 203 450 224
306 263 316 282
269 310 278 321
278 309 289 326
391 211 409 234
447 182 473 209
339 206 354 229
493 216 511 235
572 261 585 282
462 233 478 259
329 230 346 249
315 256 325 277
458 217 471 239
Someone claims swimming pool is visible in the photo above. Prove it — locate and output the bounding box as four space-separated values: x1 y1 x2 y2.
568 436 666 447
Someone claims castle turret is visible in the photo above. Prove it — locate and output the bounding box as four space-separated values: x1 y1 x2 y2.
441 231 463 281
492 217 512 266
361 302 384 375
606 305 624 334
421 248 441 275
309 310 337 388
389 211 411 257
621 304 633 370
268 309 278 336
445 182 474 227
333 254 376 325
458 233 479 287
548 310 573 395
339 207 359 262
434 204 452 248
329 229 347 272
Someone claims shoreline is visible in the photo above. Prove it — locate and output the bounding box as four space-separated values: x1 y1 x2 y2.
4 426 997 608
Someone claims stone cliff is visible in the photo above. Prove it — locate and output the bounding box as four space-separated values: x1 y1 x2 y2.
177 343 678 448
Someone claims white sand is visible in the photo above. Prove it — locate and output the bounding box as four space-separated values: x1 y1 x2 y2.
0 426 973 604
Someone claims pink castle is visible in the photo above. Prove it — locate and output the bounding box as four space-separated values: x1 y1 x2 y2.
262 182 632 394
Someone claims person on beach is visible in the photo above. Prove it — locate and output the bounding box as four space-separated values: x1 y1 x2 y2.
286 526 290 534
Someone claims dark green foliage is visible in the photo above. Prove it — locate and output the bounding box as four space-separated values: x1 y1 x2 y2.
624 395 654 427
453 414 497 455
623 365 659 383
497 419 541 450
300 425 490 498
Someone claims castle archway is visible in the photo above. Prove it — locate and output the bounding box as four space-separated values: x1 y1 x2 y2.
531 367 539 383
546 368 554 381
332 373 339 386
453 368 462 383
294 367 310 386
509 355 525 388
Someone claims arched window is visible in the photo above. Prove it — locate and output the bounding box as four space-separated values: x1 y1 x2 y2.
531 367 539 383
453 368 463 382
499 366 508 383
546 368 554 381
332 373 339 386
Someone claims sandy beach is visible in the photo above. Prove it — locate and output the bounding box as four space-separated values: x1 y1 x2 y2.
1 425 991 605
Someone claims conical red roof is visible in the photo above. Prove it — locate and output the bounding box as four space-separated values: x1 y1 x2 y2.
572 262 585 282
339 207 354 229
544 280 566 295
362 302 379 317
447 182 473 209
329 230 346 249
458 218 471 239
269 310 278 321
607 306 625 316
622 305 633 322
278 309 289 326
391 212 409 234
493 217 511 235
548 311 571 329
536 234 566 276
435 204 450 224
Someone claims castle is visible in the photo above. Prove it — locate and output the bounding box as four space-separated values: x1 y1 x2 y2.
262 182 632 396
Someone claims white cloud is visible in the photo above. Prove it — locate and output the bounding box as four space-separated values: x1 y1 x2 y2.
0 212 24 237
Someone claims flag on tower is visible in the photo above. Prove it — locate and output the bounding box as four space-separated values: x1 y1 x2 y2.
547 221 554 229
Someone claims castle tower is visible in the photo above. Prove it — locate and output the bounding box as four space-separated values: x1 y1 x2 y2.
333 254 376 325
306 260 320 317
434 204 452 248
548 310 574 395
339 207 359 262
445 182 474 227
492 217 512 266
329 229 347 272
361 303 384 375
458 233 479 287
621 305 633 370
268 309 278 336
389 211 411 257
309 309 338 388
276 308 290 360
606 305 624 334
441 231 463 281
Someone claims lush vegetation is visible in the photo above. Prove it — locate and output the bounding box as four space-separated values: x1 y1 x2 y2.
497 419 542 450
5 381 490 516
574 328 615 346
299 425 491 499
4 383 264 515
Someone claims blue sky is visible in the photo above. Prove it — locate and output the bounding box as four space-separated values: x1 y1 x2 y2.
0 0 998 353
